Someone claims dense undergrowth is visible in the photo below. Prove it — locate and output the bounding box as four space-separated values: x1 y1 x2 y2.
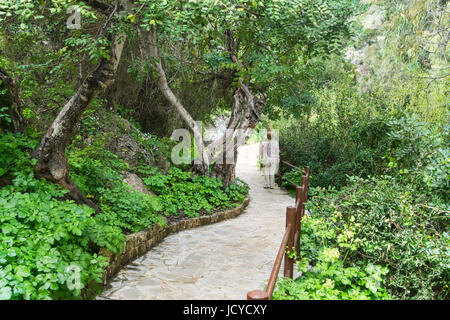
0 112 249 300
274 83 449 300
271 1 449 300
273 175 448 300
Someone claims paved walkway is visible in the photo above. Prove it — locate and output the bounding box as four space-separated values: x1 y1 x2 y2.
99 143 295 300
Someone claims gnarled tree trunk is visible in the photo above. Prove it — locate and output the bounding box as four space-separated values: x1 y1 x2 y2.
209 86 265 188
142 26 211 172
208 30 265 188
32 0 131 211
141 26 265 188
142 27 266 187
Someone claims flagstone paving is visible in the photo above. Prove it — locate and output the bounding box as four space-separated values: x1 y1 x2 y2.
99 143 296 300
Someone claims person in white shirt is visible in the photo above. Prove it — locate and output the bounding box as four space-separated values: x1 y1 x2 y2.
259 131 279 189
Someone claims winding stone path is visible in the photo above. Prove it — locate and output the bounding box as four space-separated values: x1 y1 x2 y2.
99 143 295 300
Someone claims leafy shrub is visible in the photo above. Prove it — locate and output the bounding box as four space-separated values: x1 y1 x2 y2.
225 178 250 203
0 132 37 182
68 145 163 235
273 250 390 300
280 170 304 190
292 177 449 300
0 185 108 300
0 133 110 299
385 115 449 200
277 110 449 300
279 114 391 190
142 166 249 218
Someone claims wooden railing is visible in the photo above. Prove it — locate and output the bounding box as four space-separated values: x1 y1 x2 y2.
277 154 310 188
247 164 310 300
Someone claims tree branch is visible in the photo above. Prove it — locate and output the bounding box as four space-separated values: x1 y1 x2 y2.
141 26 210 171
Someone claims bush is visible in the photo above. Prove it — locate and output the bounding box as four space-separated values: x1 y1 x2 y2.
142 166 249 218
68 145 164 237
385 115 449 201
277 111 449 299
273 250 390 300
0 133 110 299
287 176 449 299
279 113 391 190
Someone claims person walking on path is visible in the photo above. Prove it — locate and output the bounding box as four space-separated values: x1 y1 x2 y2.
259 130 279 189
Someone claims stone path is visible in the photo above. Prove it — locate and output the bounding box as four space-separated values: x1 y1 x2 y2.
99 143 295 300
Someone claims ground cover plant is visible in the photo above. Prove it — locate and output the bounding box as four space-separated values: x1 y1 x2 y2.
0 114 249 299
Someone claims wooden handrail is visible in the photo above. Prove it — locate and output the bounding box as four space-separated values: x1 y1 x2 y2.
281 160 305 173
277 153 310 188
285 178 297 187
247 207 296 300
248 164 310 300
266 223 292 298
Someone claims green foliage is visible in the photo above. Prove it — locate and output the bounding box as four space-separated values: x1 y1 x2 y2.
278 57 449 193
0 132 37 180
5 0 446 302
68 141 163 236
0 133 108 300
385 115 449 200
0 125 250 300
274 9 449 298
0 185 108 300
273 252 390 300
225 178 250 203
64 35 111 65
134 0 363 128
293 178 449 300
273 181 390 300
141 166 249 218
131 130 173 161
274 60 448 300
274 171 448 300
0 106 11 125
280 170 304 190
278 63 392 189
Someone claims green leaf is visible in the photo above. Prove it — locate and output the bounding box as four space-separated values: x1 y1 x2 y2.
15 265 31 279
0 286 12 300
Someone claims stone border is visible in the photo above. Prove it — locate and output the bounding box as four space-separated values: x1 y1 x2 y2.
98 196 250 286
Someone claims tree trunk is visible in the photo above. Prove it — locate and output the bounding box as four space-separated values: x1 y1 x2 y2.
32 1 131 211
143 26 210 172
208 30 265 187
209 86 265 187
0 68 25 133
210 134 238 188
141 27 265 187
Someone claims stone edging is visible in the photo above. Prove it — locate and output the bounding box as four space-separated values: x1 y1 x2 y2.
98 196 250 286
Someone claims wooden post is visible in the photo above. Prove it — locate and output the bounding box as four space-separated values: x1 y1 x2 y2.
247 290 269 300
299 201 305 259
301 175 307 202
294 186 304 257
284 206 296 278
277 154 283 187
